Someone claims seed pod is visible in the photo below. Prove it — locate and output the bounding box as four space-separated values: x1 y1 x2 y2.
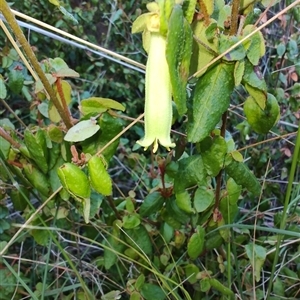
57 163 90 201
88 156 112 196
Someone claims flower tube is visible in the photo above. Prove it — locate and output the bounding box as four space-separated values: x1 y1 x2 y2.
137 31 175 153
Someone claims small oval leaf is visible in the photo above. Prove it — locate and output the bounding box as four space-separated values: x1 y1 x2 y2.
64 119 100 142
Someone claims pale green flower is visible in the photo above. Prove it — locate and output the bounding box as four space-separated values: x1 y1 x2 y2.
137 32 175 153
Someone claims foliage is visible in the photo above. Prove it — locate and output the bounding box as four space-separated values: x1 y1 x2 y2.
0 0 299 299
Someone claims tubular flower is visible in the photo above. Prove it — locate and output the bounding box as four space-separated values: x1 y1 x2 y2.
137 29 175 153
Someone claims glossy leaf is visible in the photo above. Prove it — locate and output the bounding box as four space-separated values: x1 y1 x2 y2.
244 93 280 134
201 136 227 176
187 225 205 259
225 158 260 196
174 155 206 193
234 60 245 87
139 191 164 217
175 191 194 213
166 197 191 224
242 59 267 91
64 119 100 142
80 97 125 116
194 187 214 213
166 5 193 115
24 128 48 174
245 83 266 110
188 63 234 143
88 156 112 195
243 25 265 66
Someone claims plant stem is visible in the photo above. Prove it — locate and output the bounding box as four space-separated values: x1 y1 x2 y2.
107 195 121 219
0 0 73 129
214 111 228 210
0 127 21 148
267 119 300 297
230 0 240 36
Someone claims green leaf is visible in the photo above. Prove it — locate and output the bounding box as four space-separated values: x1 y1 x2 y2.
80 97 125 116
123 214 141 229
64 119 100 142
160 222 174 243
0 136 11 159
174 155 207 193
190 20 218 77
24 129 49 174
187 225 205 259
31 227 50 246
175 190 194 213
0 78 7 99
81 112 124 161
50 58 79 77
8 69 24 94
219 35 246 61
10 187 29 211
0 206 8 218
140 283 166 300
182 0 197 23
243 25 265 65
194 187 214 213
219 178 241 223
139 192 164 217
184 264 199 284
101 290 122 300
208 278 234 296
242 59 267 91
225 158 260 196
166 5 193 115
245 243 266 282
187 62 234 142
23 163 50 197
234 60 245 87
231 150 243 162
166 198 190 224
261 0 281 7
88 156 112 196
245 83 267 110
0 268 17 298
201 136 227 176
104 234 123 270
125 225 152 256
244 93 280 134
